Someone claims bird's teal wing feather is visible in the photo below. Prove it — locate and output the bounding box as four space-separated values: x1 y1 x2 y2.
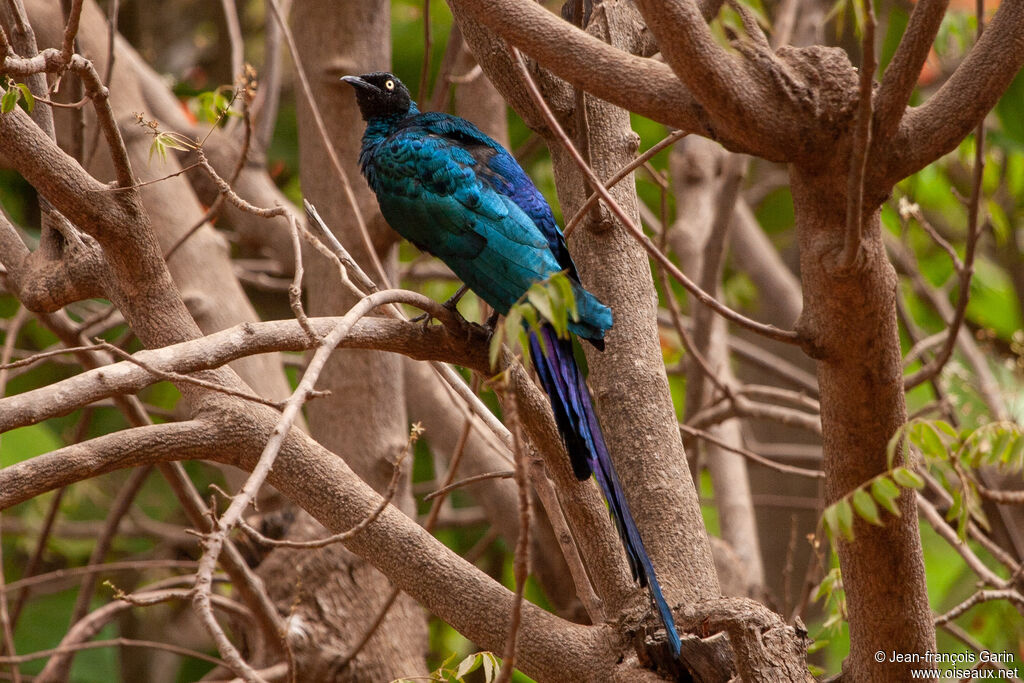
366 130 568 314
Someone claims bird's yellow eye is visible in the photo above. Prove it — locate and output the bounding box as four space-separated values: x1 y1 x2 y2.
385 79 395 91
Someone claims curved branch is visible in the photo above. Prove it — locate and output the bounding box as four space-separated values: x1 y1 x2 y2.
873 0 950 139
0 421 215 509
632 0 803 160
447 0 724 144
0 315 488 434
886 0 1024 182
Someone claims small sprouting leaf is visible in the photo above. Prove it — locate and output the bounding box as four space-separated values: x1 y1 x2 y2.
934 420 958 440
886 425 908 469
157 132 194 152
455 653 480 679
520 305 540 336
822 503 840 542
914 421 947 461
15 83 34 112
892 466 925 490
488 322 504 370
148 136 166 162
527 285 555 328
1 87 19 114
946 489 963 524
853 488 883 526
807 639 830 654
552 271 578 321
518 328 532 369
482 652 497 683
871 476 902 517
836 498 855 541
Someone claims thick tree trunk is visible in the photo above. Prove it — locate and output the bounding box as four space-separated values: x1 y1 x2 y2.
791 167 935 681
284 1 428 679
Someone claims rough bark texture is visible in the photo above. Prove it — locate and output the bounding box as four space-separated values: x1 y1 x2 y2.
791 166 935 681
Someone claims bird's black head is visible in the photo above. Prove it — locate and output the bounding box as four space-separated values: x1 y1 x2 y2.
342 72 415 122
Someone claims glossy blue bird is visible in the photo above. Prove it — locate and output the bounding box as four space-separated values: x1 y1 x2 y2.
344 72 681 656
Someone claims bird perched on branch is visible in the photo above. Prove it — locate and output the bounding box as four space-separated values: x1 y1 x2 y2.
343 71 681 656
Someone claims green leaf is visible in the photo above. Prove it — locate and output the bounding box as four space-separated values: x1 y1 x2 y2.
853 488 883 526
552 271 578 321
520 305 540 337
488 321 504 370
527 286 555 328
807 639 830 654
892 466 925 490
836 498 855 541
933 420 959 440
1 87 19 114
871 476 902 517
822 503 840 542
913 421 947 460
15 82 34 112
886 425 908 469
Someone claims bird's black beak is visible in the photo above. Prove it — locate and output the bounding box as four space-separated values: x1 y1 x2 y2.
341 75 372 90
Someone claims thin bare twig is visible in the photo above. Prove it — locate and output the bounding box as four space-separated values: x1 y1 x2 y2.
65 466 153 635
563 129 688 239
934 589 1024 625
220 0 244 91
0 636 226 668
59 0 84 65
97 340 292 409
511 49 801 347
423 470 516 501
0 516 20 683
264 0 389 289
678 424 824 479
903 23 986 391
165 96 254 260
495 380 530 683
236 426 418 549
838 0 877 271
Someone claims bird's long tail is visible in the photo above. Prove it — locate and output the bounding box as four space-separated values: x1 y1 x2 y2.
528 325 682 657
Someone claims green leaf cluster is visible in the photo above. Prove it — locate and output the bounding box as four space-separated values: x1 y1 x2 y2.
394 651 501 683
821 419 1022 543
1 78 35 114
488 271 578 370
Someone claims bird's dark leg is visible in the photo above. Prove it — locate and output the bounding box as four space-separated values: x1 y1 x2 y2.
410 283 471 325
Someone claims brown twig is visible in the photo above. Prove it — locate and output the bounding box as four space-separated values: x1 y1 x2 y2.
0 517 20 683
678 424 824 479
58 0 84 66
563 129 688 239
264 0 389 289
236 426 418 549
65 466 153 637
837 0 876 271
495 381 530 683
511 49 801 347
165 99 254 260
903 49 985 390
0 636 226 668
97 340 292 409
423 470 516 501
934 588 1024 625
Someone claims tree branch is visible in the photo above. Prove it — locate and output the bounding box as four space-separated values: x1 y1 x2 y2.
886 0 1024 182
873 0 950 139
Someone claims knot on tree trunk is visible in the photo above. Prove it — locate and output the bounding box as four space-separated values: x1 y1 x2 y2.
680 597 814 683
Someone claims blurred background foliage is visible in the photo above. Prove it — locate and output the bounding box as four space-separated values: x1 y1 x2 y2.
0 0 1022 680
